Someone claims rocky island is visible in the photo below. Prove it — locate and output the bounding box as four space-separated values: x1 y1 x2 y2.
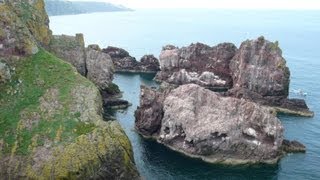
0 0 139 179
135 37 311 165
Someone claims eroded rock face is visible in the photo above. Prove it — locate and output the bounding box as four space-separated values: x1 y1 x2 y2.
103 46 160 73
8 0 52 46
229 36 290 99
86 44 114 91
135 86 167 137
135 84 304 164
155 43 237 90
0 3 38 59
49 34 87 76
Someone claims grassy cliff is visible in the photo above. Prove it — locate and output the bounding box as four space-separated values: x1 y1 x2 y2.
0 0 139 179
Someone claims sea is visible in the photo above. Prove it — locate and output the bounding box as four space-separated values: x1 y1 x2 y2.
50 9 320 180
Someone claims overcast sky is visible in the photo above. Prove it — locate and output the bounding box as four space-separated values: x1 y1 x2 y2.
69 0 320 9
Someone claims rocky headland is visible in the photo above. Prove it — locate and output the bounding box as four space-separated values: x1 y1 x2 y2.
103 46 160 73
0 0 139 179
155 37 313 117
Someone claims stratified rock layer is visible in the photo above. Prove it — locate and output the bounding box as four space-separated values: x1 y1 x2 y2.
135 84 286 164
155 43 237 90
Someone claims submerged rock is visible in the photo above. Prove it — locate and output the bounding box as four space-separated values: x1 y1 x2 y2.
135 84 305 165
155 42 237 90
103 46 160 73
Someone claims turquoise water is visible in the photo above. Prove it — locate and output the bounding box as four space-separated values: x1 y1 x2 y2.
50 10 320 179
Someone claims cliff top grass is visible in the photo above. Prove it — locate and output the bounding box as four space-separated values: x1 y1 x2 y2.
0 49 97 156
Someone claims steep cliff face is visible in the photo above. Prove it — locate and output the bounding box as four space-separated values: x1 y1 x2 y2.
0 2 38 59
6 0 52 46
0 1 139 179
229 37 290 98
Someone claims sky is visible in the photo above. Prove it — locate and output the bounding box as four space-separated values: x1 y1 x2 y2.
69 0 320 9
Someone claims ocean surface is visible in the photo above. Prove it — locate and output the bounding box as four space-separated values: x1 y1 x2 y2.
50 10 320 180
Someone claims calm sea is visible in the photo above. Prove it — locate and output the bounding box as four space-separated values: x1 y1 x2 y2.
50 9 320 180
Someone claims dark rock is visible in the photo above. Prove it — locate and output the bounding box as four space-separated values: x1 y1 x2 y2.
104 98 132 109
155 42 237 90
135 85 166 137
102 46 160 73
102 46 130 60
282 139 306 153
135 84 292 164
140 55 160 72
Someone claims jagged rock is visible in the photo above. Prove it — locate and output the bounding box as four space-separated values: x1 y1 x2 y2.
102 46 130 61
103 46 160 73
282 139 306 153
227 37 313 117
230 36 290 98
135 84 305 164
49 34 87 76
139 55 160 72
155 42 237 90
86 44 114 91
135 86 167 137
0 61 11 83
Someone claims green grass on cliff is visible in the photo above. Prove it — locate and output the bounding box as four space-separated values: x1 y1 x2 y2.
0 49 96 156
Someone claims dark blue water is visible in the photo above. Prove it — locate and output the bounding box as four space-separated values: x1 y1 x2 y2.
50 10 320 179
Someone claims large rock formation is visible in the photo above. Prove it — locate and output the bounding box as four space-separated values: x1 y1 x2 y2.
0 1 140 179
135 84 305 164
103 46 160 73
155 43 237 90
49 34 87 76
227 37 313 116
86 44 114 91
154 38 313 117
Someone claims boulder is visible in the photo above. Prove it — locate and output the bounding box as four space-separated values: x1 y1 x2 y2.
139 54 160 72
49 34 87 76
155 42 237 90
86 44 114 91
135 84 305 164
